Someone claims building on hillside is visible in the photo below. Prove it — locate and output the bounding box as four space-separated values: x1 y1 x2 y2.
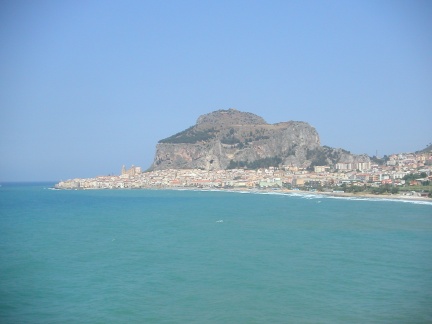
356 161 371 171
314 165 330 173
336 161 370 171
336 162 353 171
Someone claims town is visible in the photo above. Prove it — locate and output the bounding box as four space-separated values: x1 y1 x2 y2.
56 151 432 198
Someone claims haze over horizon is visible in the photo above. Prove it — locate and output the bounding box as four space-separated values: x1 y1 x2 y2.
1 1 431 181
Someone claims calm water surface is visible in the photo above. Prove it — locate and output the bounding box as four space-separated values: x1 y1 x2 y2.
0 183 431 323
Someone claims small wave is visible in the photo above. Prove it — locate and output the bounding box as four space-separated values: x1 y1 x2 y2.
171 187 432 206
258 191 287 196
239 190 432 206
322 195 432 206
286 193 326 199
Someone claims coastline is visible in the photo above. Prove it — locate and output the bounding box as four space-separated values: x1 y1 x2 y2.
188 187 432 203
145 185 432 204
53 167 431 204
52 181 431 203
288 189 431 202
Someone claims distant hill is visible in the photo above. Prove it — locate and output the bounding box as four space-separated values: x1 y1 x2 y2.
149 108 369 171
417 143 432 153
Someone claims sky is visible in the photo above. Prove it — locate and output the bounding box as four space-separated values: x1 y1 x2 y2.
0 0 431 181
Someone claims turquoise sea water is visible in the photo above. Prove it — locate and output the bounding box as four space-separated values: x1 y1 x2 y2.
0 183 431 323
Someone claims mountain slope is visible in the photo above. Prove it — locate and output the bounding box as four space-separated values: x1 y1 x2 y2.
150 108 368 170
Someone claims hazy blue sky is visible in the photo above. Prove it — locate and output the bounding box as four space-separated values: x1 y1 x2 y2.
1 0 431 181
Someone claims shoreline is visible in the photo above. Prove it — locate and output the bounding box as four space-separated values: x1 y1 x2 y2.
52 183 431 204
50 184 432 204
145 185 432 204
187 187 432 203
212 188 432 203
290 189 431 202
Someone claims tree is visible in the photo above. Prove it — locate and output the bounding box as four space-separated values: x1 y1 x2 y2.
390 187 399 194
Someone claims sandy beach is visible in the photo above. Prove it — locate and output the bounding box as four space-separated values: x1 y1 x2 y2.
275 188 432 202
216 187 432 203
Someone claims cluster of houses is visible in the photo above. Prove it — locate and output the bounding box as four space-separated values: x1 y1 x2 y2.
55 152 432 191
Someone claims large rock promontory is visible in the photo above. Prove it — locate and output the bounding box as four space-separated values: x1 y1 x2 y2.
150 108 369 171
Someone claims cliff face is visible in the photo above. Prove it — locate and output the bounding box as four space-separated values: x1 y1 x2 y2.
150 109 367 170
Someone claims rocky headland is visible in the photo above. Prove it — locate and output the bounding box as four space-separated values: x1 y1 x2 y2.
151 108 369 171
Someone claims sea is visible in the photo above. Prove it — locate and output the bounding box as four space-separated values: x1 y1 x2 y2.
0 183 431 324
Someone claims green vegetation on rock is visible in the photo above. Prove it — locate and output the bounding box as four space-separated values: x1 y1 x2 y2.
227 156 282 169
159 127 217 144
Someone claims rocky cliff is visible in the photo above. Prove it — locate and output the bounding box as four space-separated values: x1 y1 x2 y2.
150 109 369 170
